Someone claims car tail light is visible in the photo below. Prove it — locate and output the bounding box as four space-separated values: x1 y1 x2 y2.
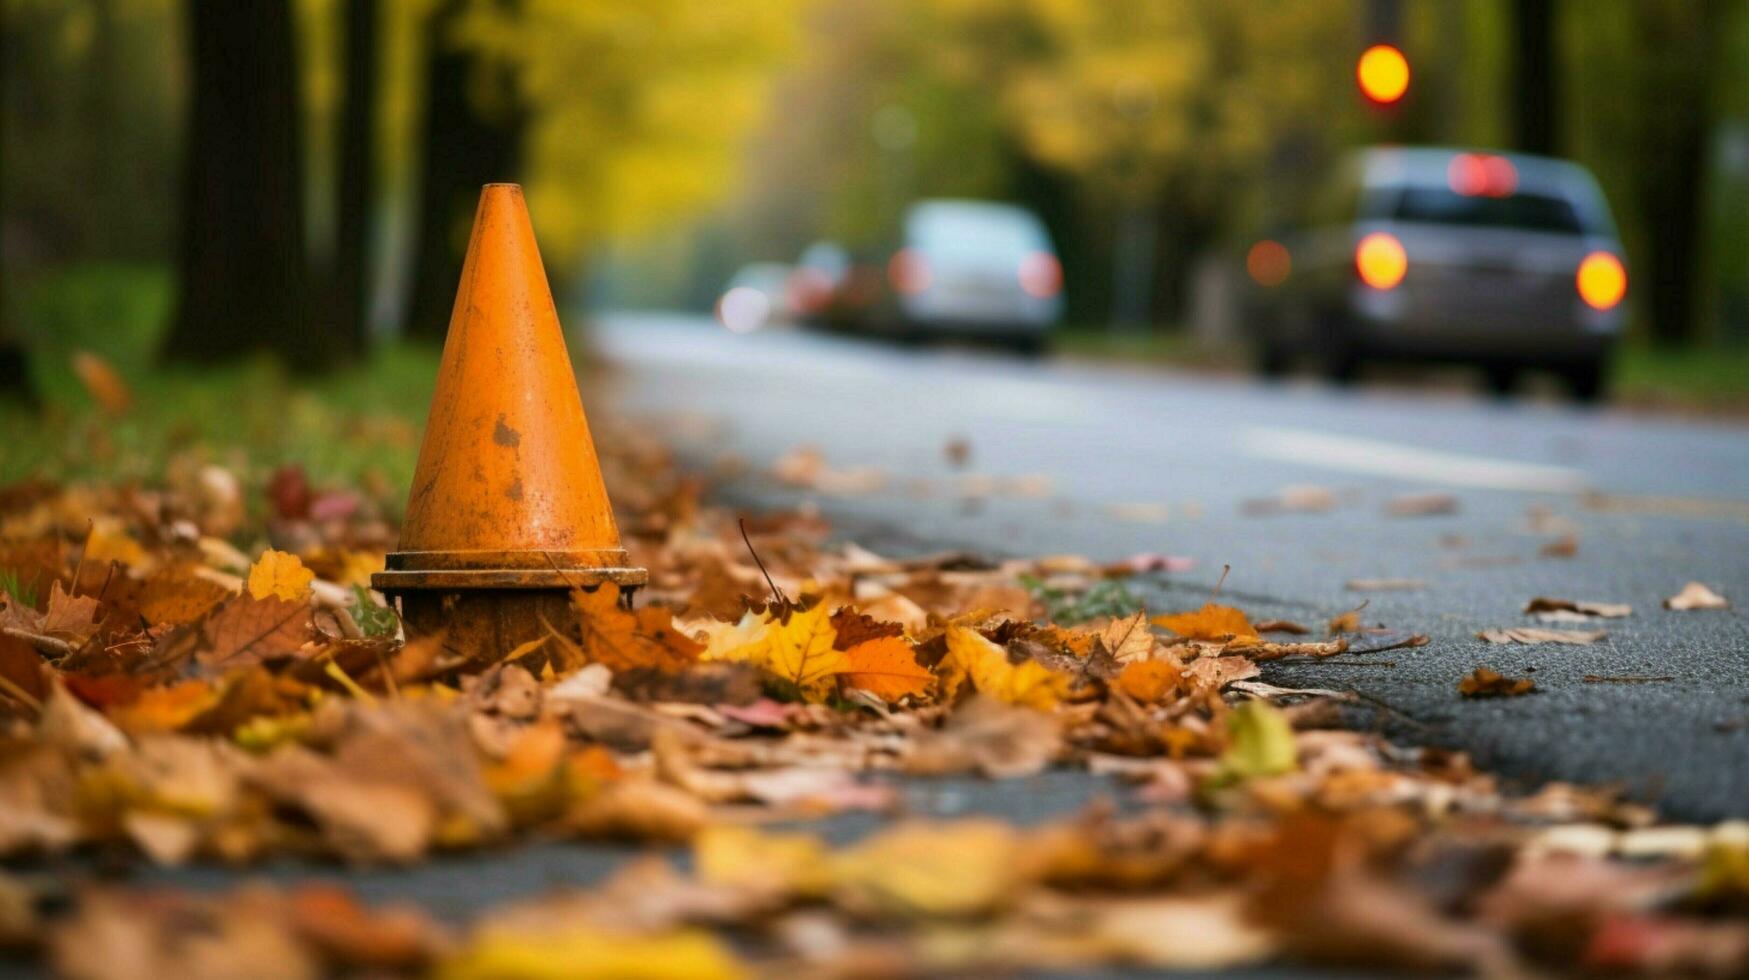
887 249 930 295
1355 232 1407 290
1576 251 1626 310
1018 251 1063 298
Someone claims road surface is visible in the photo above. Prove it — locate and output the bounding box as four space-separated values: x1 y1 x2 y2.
590 311 1749 821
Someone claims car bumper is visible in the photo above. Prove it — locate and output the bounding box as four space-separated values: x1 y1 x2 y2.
1348 284 1622 364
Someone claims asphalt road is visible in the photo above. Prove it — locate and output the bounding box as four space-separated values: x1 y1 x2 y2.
590 311 1749 821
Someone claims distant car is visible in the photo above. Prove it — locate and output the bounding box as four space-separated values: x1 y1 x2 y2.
787 241 860 327
880 200 1064 352
1246 147 1628 400
715 262 793 333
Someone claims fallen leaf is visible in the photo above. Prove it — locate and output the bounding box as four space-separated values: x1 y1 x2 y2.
1346 578 1426 592
246 550 315 603
201 595 310 666
829 607 904 650
1216 700 1297 781
443 924 749 980
761 603 845 700
38 582 100 644
1524 597 1631 620
1116 658 1183 703
573 584 702 675
942 624 1067 709
1477 627 1606 646
1256 619 1311 635
839 636 930 701
1152 604 1258 642
140 566 233 626
1098 610 1156 661
1386 492 1458 517
1664 582 1729 611
905 695 1061 778
71 351 131 415
1459 667 1537 698
829 819 1024 918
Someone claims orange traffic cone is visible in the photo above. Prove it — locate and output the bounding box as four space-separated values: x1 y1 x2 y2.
373 184 645 659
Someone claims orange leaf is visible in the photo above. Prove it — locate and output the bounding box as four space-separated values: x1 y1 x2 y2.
841 636 931 701
72 350 131 415
106 680 222 734
140 566 233 627
572 583 701 674
1115 659 1183 703
1151 603 1258 642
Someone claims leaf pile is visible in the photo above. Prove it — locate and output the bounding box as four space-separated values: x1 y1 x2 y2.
0 451 1744 979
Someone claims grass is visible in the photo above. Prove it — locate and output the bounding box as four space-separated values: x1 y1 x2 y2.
1 263 439 514
1052 323 1749 414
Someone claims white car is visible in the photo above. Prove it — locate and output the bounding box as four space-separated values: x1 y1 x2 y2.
880 200 1064 353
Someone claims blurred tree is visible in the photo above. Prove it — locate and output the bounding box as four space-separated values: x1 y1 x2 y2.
331 0 378 355
1568 0 1727 345
162 0 332 369
1511 0 1558 155
401 0 793 338
402 0 526 343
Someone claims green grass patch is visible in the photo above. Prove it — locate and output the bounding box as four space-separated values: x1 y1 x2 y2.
1 263 439 514
1611 343 1749 414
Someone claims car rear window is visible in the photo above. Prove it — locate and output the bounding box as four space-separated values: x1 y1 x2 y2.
1386 186 1585 234
909 206 1048 259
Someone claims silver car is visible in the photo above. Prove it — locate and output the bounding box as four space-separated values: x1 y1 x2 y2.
882 200 1064 353
1249 147 1628 400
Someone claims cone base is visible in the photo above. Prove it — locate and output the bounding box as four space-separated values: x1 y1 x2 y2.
373 548 648 591
387 584 636 667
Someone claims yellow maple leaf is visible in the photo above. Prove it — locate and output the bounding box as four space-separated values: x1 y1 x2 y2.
1151 603 1259 642
763 604 845 700
1099 610 1157 661
944 625 1067 710
246 549 314 602
840 636 931 702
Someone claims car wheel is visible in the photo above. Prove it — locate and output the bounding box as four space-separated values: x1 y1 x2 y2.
1254 336 1290 377
1005 334 1048 358
1319 315 1360 385
1564 358 1607 404
1483 364 1518 398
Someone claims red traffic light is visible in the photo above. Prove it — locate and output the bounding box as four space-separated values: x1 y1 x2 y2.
1357 44 1410 105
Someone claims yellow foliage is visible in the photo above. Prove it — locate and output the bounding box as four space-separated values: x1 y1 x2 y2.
695 825 831 897
246 550 314 603
700 605 845 701
439 925 749 980
943 624 1067 710
829 819 1025 918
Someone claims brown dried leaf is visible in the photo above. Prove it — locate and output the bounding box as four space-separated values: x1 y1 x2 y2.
201 595 311 666
1664 582 1729 611
1459 668 1537 698
1477 627 1606 646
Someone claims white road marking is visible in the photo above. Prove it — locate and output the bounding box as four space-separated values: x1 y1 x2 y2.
1237 426 1587 493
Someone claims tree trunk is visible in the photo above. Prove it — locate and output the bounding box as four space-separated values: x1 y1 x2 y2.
332 0 378 357
1511 0 1559 155
1636 1 1721 346
163 0 324 369
402 0 527 343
